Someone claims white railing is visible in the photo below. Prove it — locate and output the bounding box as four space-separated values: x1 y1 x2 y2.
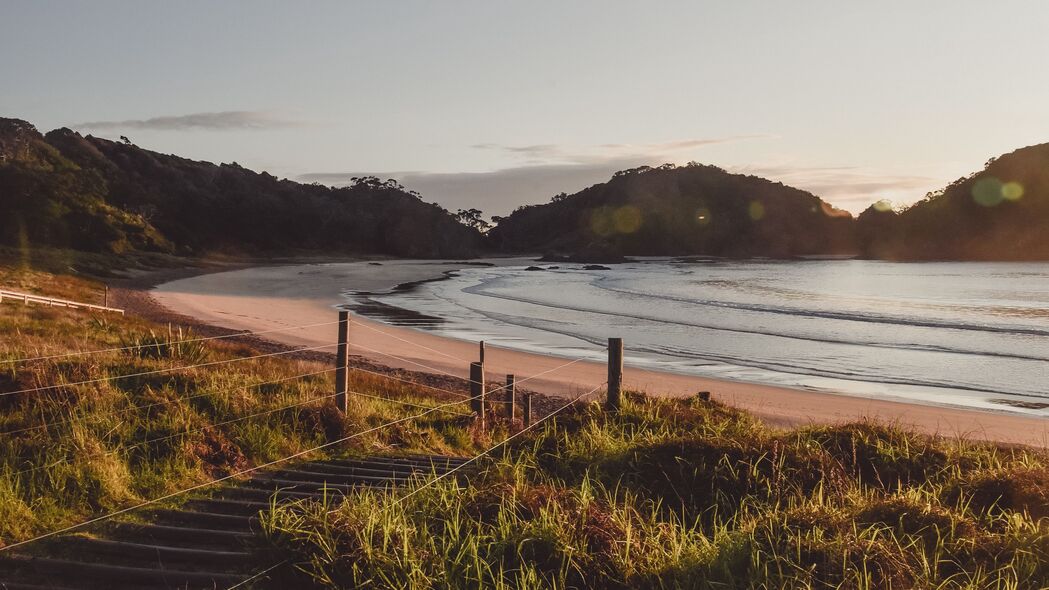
0 288 125 315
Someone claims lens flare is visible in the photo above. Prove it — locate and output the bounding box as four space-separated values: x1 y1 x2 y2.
972 177 1004 207
1002 181 1024 201
748 201 766 221
590 208 614 237
613 206 642 234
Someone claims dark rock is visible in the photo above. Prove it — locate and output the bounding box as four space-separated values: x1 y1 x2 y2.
525 266 545 271
583 264 611 270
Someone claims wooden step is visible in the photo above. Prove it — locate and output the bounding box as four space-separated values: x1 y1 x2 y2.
270 468 413 485
184 497 272 515
1 554 247 589
294 461 437 478
108 522 253 546
147 509 254 531
56 536 255 569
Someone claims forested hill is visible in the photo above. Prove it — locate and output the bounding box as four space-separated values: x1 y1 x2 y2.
857 143 1049 261
0 118 483 258
487 163 857 259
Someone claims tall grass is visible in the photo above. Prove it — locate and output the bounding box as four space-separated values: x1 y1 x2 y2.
262 396 1049 589
0 267 485 547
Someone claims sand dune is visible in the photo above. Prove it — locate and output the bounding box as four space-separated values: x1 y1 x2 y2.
152 259 1049 448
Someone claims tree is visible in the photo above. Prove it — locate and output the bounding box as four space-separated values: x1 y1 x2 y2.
455 208 491 232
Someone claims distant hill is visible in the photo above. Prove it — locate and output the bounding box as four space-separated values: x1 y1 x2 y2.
0 118 482 258
488 163 856 259
858 143 1049 260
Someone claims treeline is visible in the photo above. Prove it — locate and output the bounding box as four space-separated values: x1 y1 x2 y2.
0 118 482 258
3 116 1048 262
857 143 1049 260
488 163 857 259
490 144 1049 261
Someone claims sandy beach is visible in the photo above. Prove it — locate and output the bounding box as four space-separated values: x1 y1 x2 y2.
152 259 1049 448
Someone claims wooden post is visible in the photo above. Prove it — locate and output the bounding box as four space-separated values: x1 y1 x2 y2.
104 285 109 308
607 337 623 411
479 340 486 363
505 374 516 421
470 361 485 429
335 311 350 413
523 393 532 427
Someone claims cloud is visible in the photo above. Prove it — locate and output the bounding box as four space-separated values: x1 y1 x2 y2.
298 135 942 217
73 110 302 131
299 159 643 216
301 160 945 218
301 135 775 215
472 135 774 165
731 164 942 212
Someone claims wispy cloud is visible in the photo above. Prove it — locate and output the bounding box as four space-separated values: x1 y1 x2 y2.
732 164 941 212
472 135 774 165
300 135 777 215
299 135 942 217
73 110 302 131
300 160 639 217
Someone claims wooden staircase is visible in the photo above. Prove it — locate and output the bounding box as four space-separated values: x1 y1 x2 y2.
0 454 469 589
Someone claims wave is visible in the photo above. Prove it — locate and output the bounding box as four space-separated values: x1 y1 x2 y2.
457 279 1049 364
593 281 1049 339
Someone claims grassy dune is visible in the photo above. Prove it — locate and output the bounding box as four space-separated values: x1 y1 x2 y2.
263 397 1049 588
2 266 1048 588
0 266 489 546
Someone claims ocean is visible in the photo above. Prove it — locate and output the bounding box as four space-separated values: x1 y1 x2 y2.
346 260 1049 416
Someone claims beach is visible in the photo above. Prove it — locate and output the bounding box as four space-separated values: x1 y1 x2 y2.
152 259 1049 448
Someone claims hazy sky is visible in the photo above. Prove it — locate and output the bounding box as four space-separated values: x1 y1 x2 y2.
3 1 1048 216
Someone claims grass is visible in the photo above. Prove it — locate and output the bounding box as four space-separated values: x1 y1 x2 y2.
0 265 489 547
2 265 1048 588
261 395 1049 589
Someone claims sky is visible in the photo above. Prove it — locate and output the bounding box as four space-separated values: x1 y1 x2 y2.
2 1 1048 217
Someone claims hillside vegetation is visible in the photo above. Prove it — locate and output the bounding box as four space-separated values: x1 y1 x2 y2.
5 116 1049 262
858 143 1049 260
0 118 482 259
488 163 857 259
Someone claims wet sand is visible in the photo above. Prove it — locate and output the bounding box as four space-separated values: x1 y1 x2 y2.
152 260 1049 448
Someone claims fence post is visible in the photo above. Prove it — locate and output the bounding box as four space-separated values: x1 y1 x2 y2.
470 361 486 429
104 285 109 308
607 337 623 411
479 340 485 363
523 393 532 427
505 374 516 421
335 311 350 413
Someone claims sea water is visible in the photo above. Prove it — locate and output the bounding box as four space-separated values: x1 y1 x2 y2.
345 260 1049 416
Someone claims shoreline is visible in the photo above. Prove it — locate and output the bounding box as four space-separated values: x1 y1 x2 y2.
149 259 1049 448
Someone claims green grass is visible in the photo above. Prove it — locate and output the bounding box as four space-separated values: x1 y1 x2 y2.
3 265 1048 588
261 395 1049 589
0 266 488 547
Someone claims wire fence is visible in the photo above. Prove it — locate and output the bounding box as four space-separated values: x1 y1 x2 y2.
0 367 339 437
0 310 617 590
0 320 343 366
0 343 339 399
